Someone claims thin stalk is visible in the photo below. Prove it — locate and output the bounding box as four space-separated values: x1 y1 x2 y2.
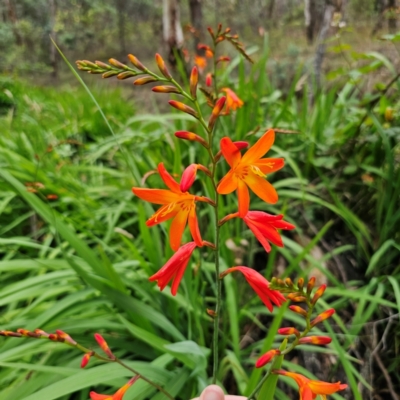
247 369 272 400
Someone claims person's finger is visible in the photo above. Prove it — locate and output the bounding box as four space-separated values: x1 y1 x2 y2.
200 385 225 400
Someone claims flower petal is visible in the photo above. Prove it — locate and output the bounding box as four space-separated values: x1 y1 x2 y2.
217 169 238 194
254 157 285 174
158 163 181 193
237 179 250 217
132 188 181 205
146 204 178 226
246 220 272 252
242 129 275 164
169 209 189 251
220 137 241 168
244 173 278 204
188 206 203 247
249 220 284 247
308 381 346 395
89 393 111 400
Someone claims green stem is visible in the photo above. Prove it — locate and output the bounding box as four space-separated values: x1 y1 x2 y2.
247 369 272 400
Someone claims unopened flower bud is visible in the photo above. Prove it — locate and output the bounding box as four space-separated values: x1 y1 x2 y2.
206 73 212 87
307 277 316 295
207 26 215 39
287 293 307 302
95 61 111 70
102 70 119 79
0 330 22 337
174 131 208 148
128 54 146 71
255 349 280 368
81 351 94 368
108 58 128 69
56 330 77 345
152 85 181 94
133 76 158 85
207 309 217 317
190 66 198 98
155 53 172 79
311 308 335 327
297 278 304 290
285 277 294 288
180 164 198 192
289 305 308 317
217 56 231 64
117 71 136 80
208 96 226 130
277 327 300 337
94 333 114 358
311 284 327 305
169 100 198 118
299 336 332 345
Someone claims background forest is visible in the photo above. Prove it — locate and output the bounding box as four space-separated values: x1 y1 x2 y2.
0 1 399 400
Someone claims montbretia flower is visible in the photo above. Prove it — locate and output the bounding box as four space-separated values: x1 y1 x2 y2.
220 211 295 252
273 370 347 400
90 376 139 400
221 88 244 113
149 242 198 295
298 336 332 345
132 163 212 251
311 309 335 327
217 129 284 216
180 164 211 192
195 55 207 72
94 333 114 358
255 349 280 368
220 266 285 311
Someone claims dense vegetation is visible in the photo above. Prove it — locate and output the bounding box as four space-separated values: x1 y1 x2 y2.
0 1 399 399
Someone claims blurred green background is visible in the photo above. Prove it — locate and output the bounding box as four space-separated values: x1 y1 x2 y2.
0 1 399 399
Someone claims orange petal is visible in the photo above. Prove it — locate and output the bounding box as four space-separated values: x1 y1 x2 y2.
242 129 275 164
89 393 110 400
132 188 181 204
147 204 178 226
158 163 181 193
217 169 238 194
188 206 203 247
300 386 314 400
246 222 272 252
169 209 189 251
220 137 241 167
244 173 278 204
237 179 250 217
254 158 285 174
308 381 346 395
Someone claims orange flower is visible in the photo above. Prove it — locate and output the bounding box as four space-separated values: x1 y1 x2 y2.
220 266 285 311
221 88 243 113
220 211 294 252
217 129 284 217
195 55 207 72
149 242 198 295
132 163 211 251
90 376 139 400
274 370 347 400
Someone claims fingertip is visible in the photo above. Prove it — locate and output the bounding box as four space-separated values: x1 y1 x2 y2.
200 385 225 400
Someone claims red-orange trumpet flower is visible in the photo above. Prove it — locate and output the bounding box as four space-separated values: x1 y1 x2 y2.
217 129 284 217
221 88 243 113
90 376 139 400
149 241 198 295
273 370 347 400
220 266 285 311
220 211 295 252
132 163 212 251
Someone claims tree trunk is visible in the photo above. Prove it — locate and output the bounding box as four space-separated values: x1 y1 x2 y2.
189 0 203 53
49 0 57 78
388 0 397 33
163 0 184 67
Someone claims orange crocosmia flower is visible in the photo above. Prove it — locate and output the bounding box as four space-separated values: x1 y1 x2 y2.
132 163 207 251
220 266 285 312
194 55 207 72
274 370 347 400
217 129 284 217
149 241 197 295
90 376 139 400
221 88 243 113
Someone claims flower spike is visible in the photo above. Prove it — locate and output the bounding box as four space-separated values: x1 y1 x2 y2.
220 266 285 311
217 129 284 217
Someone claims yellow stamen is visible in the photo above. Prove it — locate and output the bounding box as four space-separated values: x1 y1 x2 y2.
251 165 266 177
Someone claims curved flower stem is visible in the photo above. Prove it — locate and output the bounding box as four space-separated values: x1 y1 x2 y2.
247 369 272 400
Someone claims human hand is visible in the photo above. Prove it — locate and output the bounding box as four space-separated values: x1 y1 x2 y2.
193 385 247 400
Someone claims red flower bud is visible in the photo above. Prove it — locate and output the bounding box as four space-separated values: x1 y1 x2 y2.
311 308 335 327
56 330 77 345
128 54 146 71
277 327 300 336
155 53 172 79
152 86 181 94
311 284 327 305
169 100 198 118
133 76 158 85
307 277 316 294
208 96 226 130
255 349 280 368
289 305 308 317
174 131 208 148
299 336 332 345
81 351 94 368
108 58 128 69
190 66 198 98
206 73 212 87
94 333 114 358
